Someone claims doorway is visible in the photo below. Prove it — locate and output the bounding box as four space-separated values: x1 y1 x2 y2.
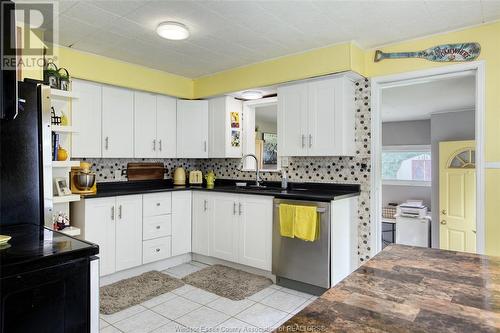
371 62 485 256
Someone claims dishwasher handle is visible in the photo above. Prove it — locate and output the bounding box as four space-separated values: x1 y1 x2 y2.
274 204 327 213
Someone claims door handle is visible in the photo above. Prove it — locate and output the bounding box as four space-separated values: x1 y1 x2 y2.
309 134 312 148
301 135 305 148
105 136 109 150
233 202 237 215
153 139 156 151
440 220 447 225
118 205 122 219
158 140 162 151
239 202 243 215
111 206 115 220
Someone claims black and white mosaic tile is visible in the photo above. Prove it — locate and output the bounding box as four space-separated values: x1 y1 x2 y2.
81 78 372 263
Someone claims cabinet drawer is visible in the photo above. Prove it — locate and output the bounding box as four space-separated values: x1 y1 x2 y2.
143 215 171 240
143 193 172 216
142 237 171 264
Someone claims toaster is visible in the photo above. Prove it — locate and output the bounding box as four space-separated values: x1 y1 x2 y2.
189 170 203 185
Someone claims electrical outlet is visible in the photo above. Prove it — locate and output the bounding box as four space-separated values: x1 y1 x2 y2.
281 157 290 167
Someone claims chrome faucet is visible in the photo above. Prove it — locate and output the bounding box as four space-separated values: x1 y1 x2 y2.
240 153 262 187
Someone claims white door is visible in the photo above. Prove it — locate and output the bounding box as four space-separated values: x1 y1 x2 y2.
237 195 273 270
277 83 308 156
156 95 177 158
84 197 116 276
172 191 192 256
192 192 211 256
72 80 102 158
134 91 157 158
210 193 238 262
177 100 208 158
307 78 340 156
115 195 143 271
102 86 134 157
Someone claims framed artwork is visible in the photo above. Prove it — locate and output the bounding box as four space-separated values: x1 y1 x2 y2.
230 112 240 128
263 133 277 165
231 130 240 147
54 177 71 196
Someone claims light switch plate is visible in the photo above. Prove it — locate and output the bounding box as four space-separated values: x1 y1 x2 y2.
281 156 290 167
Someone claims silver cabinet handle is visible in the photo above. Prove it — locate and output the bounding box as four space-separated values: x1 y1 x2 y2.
203 140 207 152
153 139 156 151
309 134 312 148
204 199 208 211
118 205 122 219
159 140 162 151
301 135 305 148
156 225 161 230
233 202 237 215
156 202 161 206
156 248 160 252
105 136 109 150
111 206 115 220
239 202 242 215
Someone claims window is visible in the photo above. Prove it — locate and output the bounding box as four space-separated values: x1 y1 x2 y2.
382 145 431 186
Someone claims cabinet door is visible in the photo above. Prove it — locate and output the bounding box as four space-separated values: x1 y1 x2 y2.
172 191 192 256
307 78 340 156
102 86 134 157
176 100 208 158
238 195 273 270
156 95 177 158
191 192 211 256
84 198 116 276
134 91 157 158
210 193 238 262
72 80 102 158
277 83 308 156
115 195 143 271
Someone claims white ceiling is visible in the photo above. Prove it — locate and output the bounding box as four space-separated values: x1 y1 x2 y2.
16 0 500 78
381 75 475 122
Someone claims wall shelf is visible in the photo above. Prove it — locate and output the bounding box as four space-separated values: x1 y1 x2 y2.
50 89 79 99
52 160 80 168
52 125 76 133
53 194 81 204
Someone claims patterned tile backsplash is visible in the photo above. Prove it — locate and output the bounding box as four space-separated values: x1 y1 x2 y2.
81 78 372 263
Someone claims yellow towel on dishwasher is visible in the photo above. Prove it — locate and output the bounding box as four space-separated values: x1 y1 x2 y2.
279 204 295 238
294 205 319 242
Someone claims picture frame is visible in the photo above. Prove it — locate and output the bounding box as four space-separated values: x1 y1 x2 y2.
54 177 71 196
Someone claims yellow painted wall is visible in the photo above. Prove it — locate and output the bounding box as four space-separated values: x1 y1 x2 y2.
56 46 193 99
193 42 355 98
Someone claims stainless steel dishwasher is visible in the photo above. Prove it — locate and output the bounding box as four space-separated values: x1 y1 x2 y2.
272 198 331 295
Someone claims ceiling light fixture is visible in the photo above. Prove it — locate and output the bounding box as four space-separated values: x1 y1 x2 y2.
156 21 190 40
241 91 263 100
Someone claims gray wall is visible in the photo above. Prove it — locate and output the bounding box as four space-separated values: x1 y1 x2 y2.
382 120 432 212
430 110 475 247
382 120 431 146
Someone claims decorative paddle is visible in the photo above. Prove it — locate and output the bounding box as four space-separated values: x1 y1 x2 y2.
374 43 481 63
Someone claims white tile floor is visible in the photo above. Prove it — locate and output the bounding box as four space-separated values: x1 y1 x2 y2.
100 262 317 333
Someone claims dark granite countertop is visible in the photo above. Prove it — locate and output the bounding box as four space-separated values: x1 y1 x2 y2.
83 179 360 202
277 244 500 332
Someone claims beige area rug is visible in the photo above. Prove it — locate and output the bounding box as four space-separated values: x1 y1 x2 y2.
182 264 273 301
100 271 184 314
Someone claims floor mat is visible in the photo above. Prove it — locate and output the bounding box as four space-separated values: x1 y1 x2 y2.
100 271 184 314
182 264 272 301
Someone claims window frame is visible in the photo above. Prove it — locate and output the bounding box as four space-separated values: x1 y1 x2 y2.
381 145 432 187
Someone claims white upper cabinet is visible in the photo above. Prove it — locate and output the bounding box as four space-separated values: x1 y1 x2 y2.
156 95 177 158
208 96 242 158
72 80 102 158
278 74 357 157
102 86 134 158
176 100 209 158
134 91 157 158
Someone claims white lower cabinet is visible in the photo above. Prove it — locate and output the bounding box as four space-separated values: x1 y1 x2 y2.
143 237 172 264
172 191 192 256
72 195 142 277
193 191 273 271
